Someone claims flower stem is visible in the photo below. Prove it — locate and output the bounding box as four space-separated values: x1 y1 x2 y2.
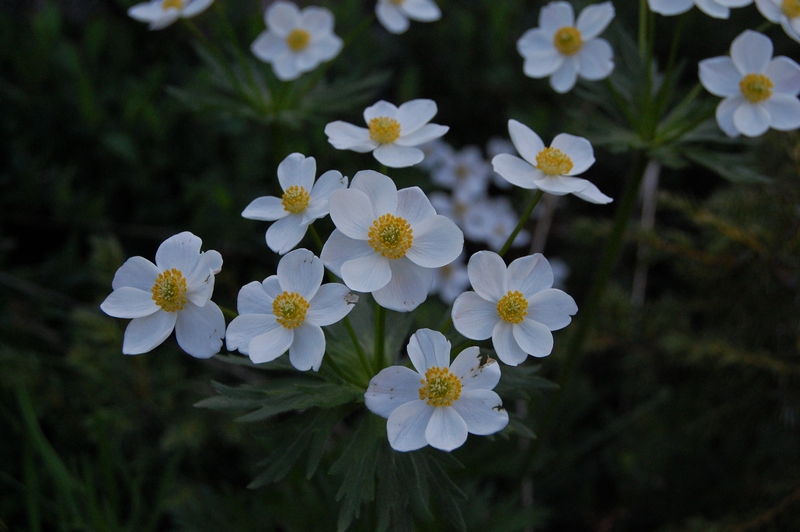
498 189 544 258
308 224 325 254
374 302 386 370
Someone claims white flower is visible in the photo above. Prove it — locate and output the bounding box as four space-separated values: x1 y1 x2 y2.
242 153 347 254
250 1 343 81
517 1 615 93
365 329 508 452
492 119 612 204
699 30 800 138
430 251 470 304
127 0 213 30
756 0 800 45
375 0 441 34
649 0 752 19
485 137 515 190
324 99 449 168
431 145 491 201
320 170 463 312
225 249 355 371
100 232 224 358
452 251 577 366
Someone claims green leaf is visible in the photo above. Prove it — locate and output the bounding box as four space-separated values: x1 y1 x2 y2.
683 147 770 184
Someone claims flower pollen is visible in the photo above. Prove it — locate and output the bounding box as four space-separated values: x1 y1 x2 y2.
368 117 402 144
536 147 574 176
783 0 800 18
281 185 310 214
496 290 528 324
418 366 462 407
272 291 309 329
151 268 188 312
368 213 413 259
162 0 183 9
739 73 774 104
286 28 311 52
553 26 583 55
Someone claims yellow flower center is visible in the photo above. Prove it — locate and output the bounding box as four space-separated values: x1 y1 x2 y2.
368 117 402 144
783 0 800 18
418 366 462 407
496 290 529 324
553 26 583 56
162 0 183 10
281 185 310 214
391 0 405 4
368 213 413 259
151 268 188 312
286 28 311 52
272 291 309 329
739 73 774 104
536 147 574 176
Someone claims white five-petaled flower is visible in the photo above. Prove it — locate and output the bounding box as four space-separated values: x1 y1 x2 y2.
100 231 225 358
127 0 213 30
699 30 800 138
375 0 441 34
452 251 577 366
242 153 347 255
756 0 800 45
320 170 463 312
324 99 449 168
517 1 615 94
492 119 612 204
225 249 355 371
251 1 343 81
649 0 752 19
365 329 509 452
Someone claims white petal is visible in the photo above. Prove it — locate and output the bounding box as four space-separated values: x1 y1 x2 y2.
181 0 214 17
532 174 592 195
387 400 434 451
425 407 468 451
780 16 800 45
492 321 529 366
299 6 334 34
304 170 347 222
225 313 277 353
449 347 501 391
122 311 176 355
266 1 300 36
288 323 325 371
242 195 287 221
699 57 742 97
111 256 158 291
263 275 282 298
492 154 536 189
648 0 693 15
394 124 449 147
715 96 742 137
395 187 436 228
101 287 159 319
277 249 323 300
526 288 578 330
731 30 772 75
507 253 554 297
320 230 373 278
341 253 392 293
754 0 780 22
765 56 800 96
376 2 410 32
184 249 222 291
405 215 463 268
576 2 614 40
266 214 308 255
572 181 613 204
329 188 374 239
248 326 294 364
373 258 433 312
467 250 508 302
155 231 201 272
350 170 398 216
513 318 554 358
407 328 452 373
251 31 286 62
365 365 424 418
550 57 579 93
278 152 316 192
128 3 165 23
396 99 437 136
271 53 302 81
539 1 575 33
576 38 614 81
694 0 730 18
147 11 180 30
364 100 398 122
401 0 441 22
232 280 268 316
550 133 595 175
374 144 424 168
519 31 563 78
508 119 546 166
764 94 800 131
324 121 376 152
452 292 500 340
308 33 343 62
174 301 224 358
452 389 509 435
733 102 770 137
306 283 354 326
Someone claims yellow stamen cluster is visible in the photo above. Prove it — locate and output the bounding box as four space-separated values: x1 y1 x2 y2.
496 290 529 324
151 268 188 312
739 73 774 104
783 0 800 18
391 0 406 4
418 366 462 407
286 28 311 52
162 0 184 10
536 147 574 176
553 26 583 55
272 291 310 329
368 117 402 144
281 185 310 214
368 214 413 259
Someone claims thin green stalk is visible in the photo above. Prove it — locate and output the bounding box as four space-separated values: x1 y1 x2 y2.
308 224 325 254
605 78 637 127
498 190 544 257
638 0 648 60
219 305 238 320
755 20 773 33
374 302 386 369
522 151 650 476
665 15 686 75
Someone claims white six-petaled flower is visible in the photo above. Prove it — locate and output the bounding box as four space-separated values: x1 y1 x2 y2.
324 99 449 168
365 328 509 452
492 119 612 204
242 153 347 255
452 251 577 366
251 1 343 81
127 0 213 30
756 0 800 45
225 249 355 371
649 0 752 19
375 0 441 34
517 1 615 94
100 231 225 358
699 30 800 138
320 170 463 312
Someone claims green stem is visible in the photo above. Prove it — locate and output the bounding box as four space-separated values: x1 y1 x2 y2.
498 190 544 257
219 305 238 320
308 225 325 254
345 315 373 377
522 151 650 475
755 20 773 33
374 302 386 369
665 14 685 75
638 0 648 60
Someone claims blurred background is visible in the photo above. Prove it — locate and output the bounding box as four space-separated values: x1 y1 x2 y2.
1 0 799 529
